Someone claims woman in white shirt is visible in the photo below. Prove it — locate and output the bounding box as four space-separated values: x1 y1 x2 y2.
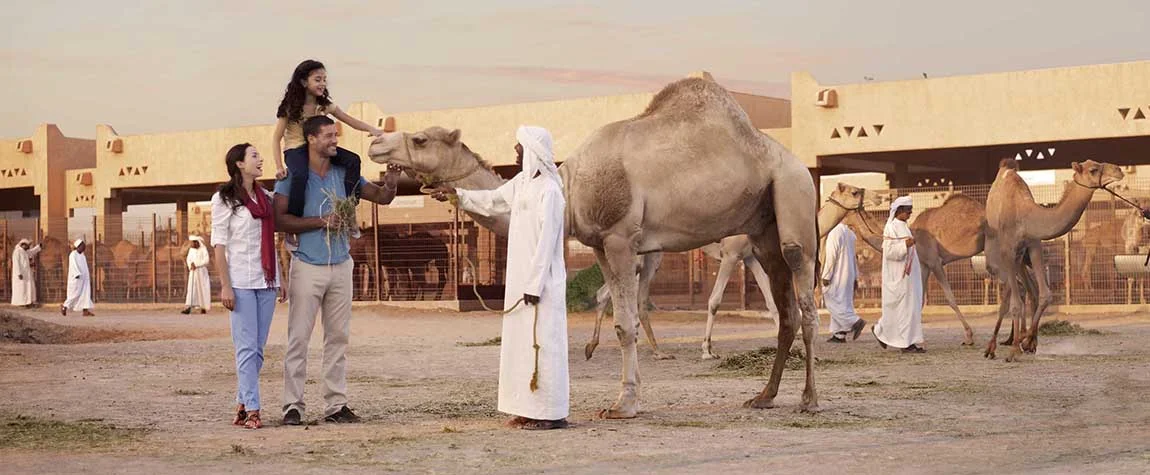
211 143 284 430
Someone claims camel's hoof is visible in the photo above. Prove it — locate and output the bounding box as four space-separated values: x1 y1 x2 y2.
597 408 637 419
961 340 975 347
584 343 597 361
743 397 776 410
1005 351 1022 363
701 352 720 361
653 352 676 361
984 349 996 360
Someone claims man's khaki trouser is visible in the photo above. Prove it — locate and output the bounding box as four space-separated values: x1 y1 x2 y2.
282 258 354 417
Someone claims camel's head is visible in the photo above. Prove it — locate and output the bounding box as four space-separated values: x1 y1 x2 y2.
826 183 880 211
368 127 464 177
1071 160 1124 189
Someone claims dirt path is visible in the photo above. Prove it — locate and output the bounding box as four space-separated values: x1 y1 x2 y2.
1 306 1148 474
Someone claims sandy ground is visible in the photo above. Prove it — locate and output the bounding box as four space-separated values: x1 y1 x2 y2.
1 304 1149 474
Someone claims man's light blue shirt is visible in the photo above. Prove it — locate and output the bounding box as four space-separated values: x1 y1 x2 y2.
273 166 368 266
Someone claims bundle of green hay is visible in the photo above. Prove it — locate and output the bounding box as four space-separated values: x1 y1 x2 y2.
717 347 806 374
1038 320 1103 336
321 189 360 240
566 263 604 312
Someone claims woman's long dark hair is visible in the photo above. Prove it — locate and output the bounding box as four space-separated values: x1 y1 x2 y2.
276 60 332 122
218 143 254 210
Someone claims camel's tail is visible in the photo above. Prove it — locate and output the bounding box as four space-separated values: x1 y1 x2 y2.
813 204 821 289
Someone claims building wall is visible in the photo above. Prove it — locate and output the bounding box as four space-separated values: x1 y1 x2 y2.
789 60 1150 168
352 93 660 176
93 123 276 203
0 124 95 235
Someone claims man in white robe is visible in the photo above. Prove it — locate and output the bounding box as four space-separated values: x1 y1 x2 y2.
872 196 925 353
430 125 570 430
822 223 865 343
62 239 95 317
11 239 41 307
182 235 211 314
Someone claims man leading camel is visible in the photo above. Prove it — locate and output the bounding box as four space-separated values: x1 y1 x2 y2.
873 196 925 353
822 222 865 343
430 125 570 431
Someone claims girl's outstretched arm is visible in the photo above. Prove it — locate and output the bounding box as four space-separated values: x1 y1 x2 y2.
329 104 383 136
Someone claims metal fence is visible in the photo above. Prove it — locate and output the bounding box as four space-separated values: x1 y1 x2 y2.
3 176 1147 308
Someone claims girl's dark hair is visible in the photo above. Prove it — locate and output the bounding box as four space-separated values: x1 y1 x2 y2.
276 60 332 122
218 143 254 210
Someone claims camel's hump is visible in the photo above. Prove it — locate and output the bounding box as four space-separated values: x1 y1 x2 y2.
638 77 733 119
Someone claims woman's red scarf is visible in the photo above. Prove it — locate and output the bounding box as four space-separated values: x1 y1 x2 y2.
241 187 277 287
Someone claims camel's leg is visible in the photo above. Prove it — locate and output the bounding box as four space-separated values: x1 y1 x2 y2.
984 285 1010 359
750 179 820 412
746 256 780 325
930 263 974 346
637 252 672 360
1023 244 1053 353
584 284 610 360
596 238 642 419
743 236 801 410
1002 263 1026 363
701 253 740 360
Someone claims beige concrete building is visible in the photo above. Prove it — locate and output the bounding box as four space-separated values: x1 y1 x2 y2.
0 124 95 237
4 61 1148 307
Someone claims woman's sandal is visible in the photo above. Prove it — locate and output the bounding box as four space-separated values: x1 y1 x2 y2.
232 404 247 426
243 410 262 429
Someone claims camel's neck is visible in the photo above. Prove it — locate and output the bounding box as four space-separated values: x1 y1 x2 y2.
421 151 510 236
844 212 884 251
437 156 505 192
1025 182 1097 240
816 204 849 238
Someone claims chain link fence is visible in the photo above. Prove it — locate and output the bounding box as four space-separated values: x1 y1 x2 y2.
3 176 1146 308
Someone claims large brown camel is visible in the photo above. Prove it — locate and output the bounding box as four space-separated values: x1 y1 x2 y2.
984 159 1124 362
370 77 822 416
583 183 878 361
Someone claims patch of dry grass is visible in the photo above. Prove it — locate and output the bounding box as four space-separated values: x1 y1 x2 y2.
0 414 144 450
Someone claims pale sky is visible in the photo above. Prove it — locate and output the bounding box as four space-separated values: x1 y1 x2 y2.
4 0 1149 138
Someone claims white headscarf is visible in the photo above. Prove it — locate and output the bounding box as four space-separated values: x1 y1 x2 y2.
189 235 205 246
17 238 30 246
516 125 562 189
888 195 913 224
73 239 84 249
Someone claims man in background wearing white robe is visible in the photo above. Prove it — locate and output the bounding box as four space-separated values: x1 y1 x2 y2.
62 239 95 317
182 235 211 314
11 238 41 308
430 125 570 430
822 223 865 343
872 196 925 353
